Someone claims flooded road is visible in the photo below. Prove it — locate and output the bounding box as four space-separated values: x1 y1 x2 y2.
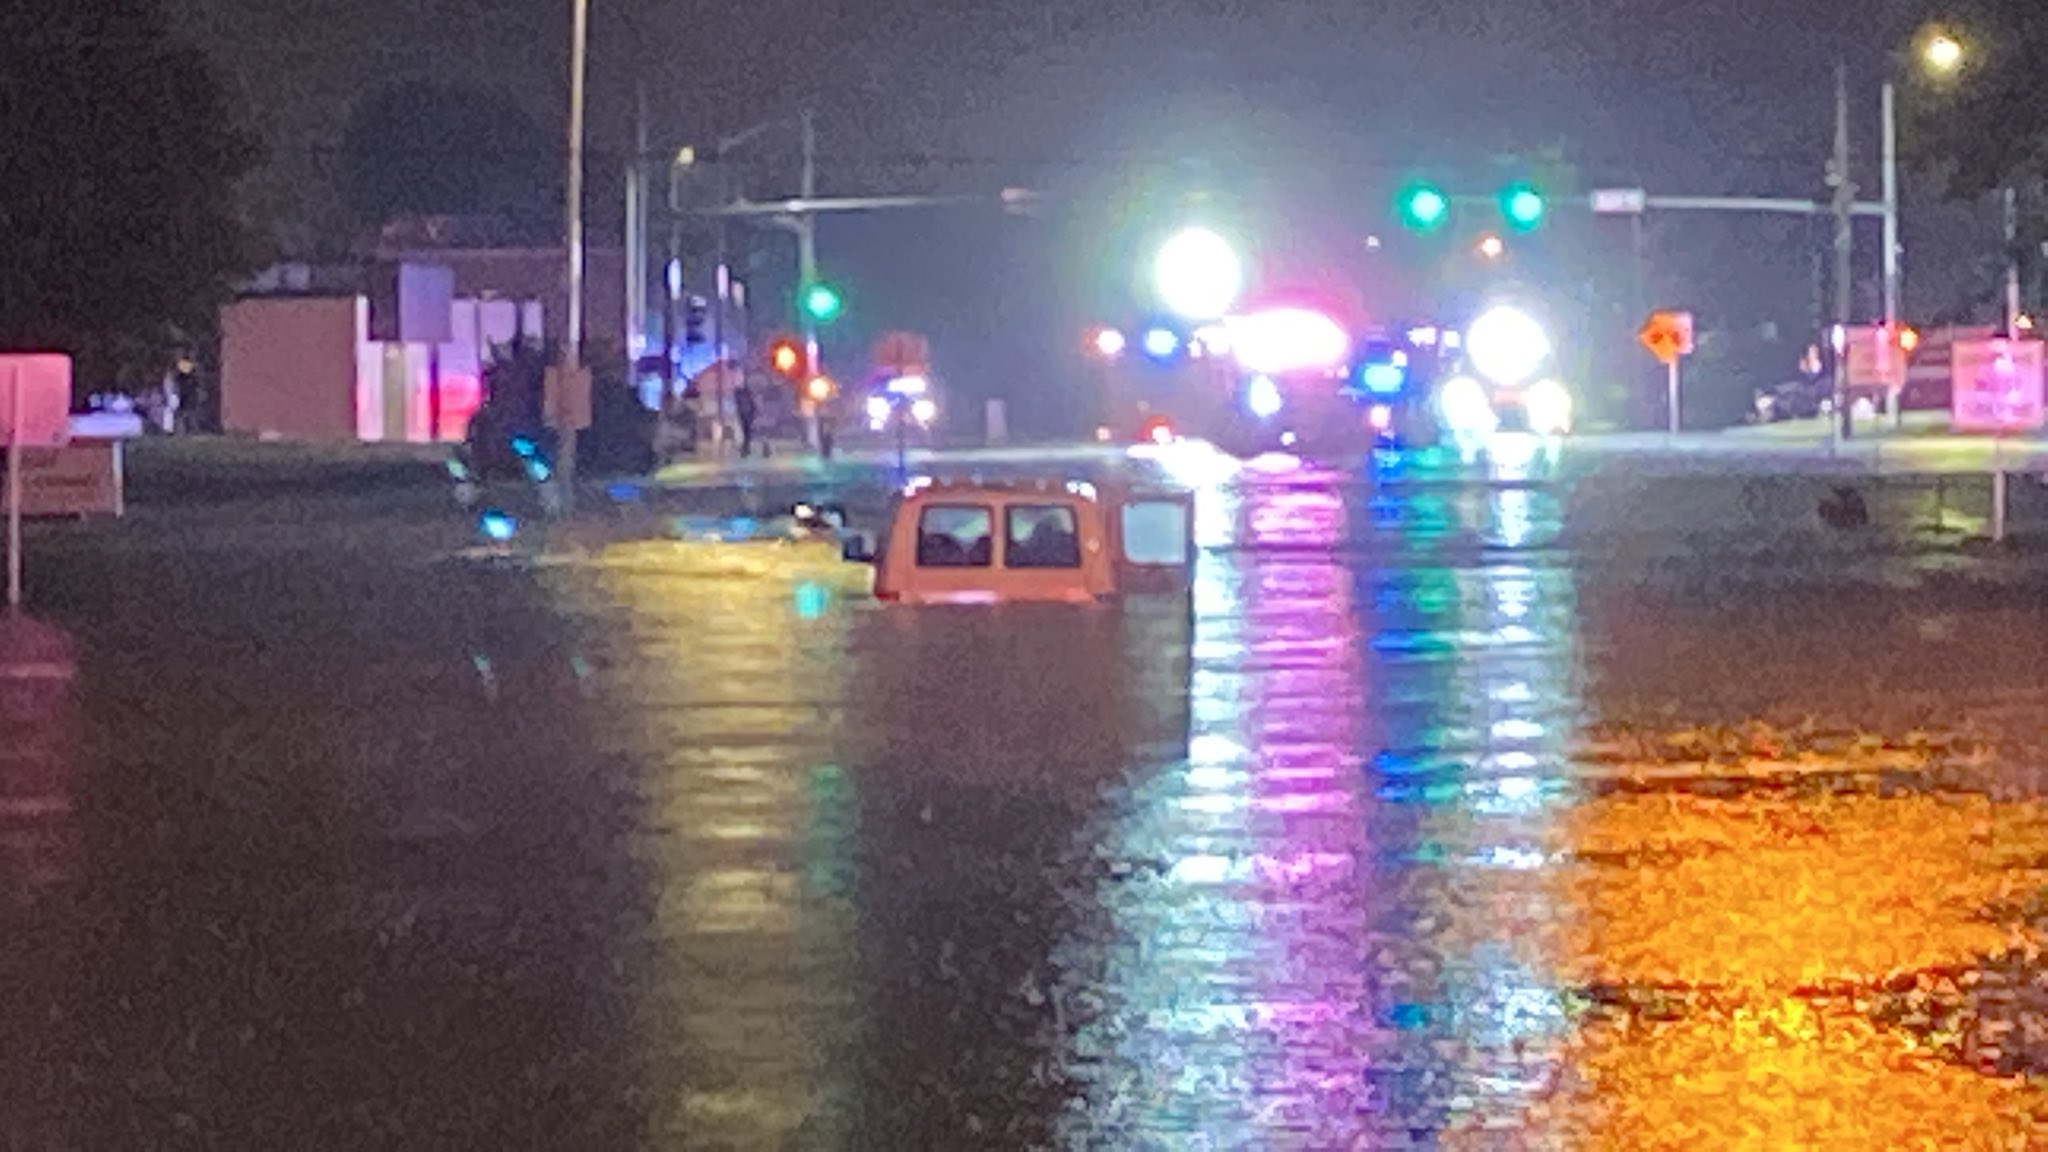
4 454 2048 1146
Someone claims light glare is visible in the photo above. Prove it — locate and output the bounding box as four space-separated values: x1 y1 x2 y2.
1228 307 1352 375
1154 228 1243 320
1466 306 1551 386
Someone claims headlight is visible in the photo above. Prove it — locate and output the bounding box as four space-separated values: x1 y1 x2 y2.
865 395 891 424
1466 306 1551 385
1245 375 1284 419
910 398 938 425
1439 374 1499 436
1525 378 1573 436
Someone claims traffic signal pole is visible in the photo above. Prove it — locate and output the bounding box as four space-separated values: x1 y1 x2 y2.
798 110 823 452
799 110 820 372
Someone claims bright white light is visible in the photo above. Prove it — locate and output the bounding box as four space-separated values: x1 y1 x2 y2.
910 398 938 425
1228 307 1352 375
885 374 929 396
1091 327 1126 358
1368 404 1392 432
1141 327 1181 359
1192 323 1232 357
1246 375 1284 419
1439 374 1499 436
865 395 891 424
1924 32 1964 74
1154 227 1243 320
1525 378 1573 436
1466 306 1551 386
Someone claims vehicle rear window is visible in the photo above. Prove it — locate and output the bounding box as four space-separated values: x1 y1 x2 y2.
916 505 993 567
1005 505 1081 569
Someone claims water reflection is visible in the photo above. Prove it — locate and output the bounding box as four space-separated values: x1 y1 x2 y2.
583 542 859 1147
0 614 82 905
1058 465 1584 1143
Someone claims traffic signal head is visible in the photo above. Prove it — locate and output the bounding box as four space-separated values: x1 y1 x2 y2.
800 282 844 323
769 337 803 378
1500 183 1545 231
1398 184 1450 232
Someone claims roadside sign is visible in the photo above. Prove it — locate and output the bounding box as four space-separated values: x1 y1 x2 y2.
1639 312 1694 435
872 330 931 377
1841 324 1908 392
1638 311 1693 365
1591 188 1648 215
1 354 73 610
1951 337 2045 433
2 442 126 519
0 355 72 449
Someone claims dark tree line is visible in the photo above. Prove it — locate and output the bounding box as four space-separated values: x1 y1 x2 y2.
0 0 264 388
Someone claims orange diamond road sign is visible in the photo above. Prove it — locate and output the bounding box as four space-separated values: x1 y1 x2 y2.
1638 311 1694 365
872 330 931 377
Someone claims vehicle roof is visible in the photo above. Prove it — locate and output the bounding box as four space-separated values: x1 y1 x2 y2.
898 477 1101 504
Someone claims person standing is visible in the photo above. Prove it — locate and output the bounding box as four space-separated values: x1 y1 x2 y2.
734 378 759 459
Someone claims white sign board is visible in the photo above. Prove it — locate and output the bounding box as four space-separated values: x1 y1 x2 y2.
0 442 125 518
1590 188 1648 215
1951 338 2046 433
0 355 72 448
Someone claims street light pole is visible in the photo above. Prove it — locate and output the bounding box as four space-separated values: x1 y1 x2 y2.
564 0 588 371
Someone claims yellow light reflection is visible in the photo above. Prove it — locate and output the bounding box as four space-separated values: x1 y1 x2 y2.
573 538 859 1146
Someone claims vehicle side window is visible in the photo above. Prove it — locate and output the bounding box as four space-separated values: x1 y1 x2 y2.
1120 501 1188 566
1005 504 1081 569
916 505 993 567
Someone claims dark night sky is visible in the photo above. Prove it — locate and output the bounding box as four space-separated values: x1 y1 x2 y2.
181 0 1993 428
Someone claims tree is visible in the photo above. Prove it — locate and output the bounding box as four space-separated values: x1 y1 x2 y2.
0 0 263 388
338 82 559 242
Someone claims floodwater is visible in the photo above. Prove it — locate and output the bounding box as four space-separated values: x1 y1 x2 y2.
4 452 2048 1147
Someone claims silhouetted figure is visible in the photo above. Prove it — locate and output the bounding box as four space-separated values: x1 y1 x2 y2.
735 381 759 458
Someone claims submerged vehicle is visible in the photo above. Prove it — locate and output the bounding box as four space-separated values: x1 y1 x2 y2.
845 478 1195 604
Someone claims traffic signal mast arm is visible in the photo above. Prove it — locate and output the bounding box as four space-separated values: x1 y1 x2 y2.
1419 191 1887 218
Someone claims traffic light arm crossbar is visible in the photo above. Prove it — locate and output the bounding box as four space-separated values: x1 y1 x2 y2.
1639 195 1888 218
682 190 1037 218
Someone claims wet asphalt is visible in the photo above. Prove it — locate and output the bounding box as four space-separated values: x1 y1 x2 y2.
3 443 2048 1148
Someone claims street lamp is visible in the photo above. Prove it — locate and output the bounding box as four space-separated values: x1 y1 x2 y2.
1923 32 1965 75
1904 30 2019 337
1154 227 1243 321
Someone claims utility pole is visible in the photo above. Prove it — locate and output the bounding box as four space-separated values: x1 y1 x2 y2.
2004 185 2021 337
554 0 591 507
1881 80 1902 423
1829 63 1855 442
626 82 648 359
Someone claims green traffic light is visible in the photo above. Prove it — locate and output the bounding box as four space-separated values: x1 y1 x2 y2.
1399 184 1450 232
1501 183 1545 231
801 282 843 322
